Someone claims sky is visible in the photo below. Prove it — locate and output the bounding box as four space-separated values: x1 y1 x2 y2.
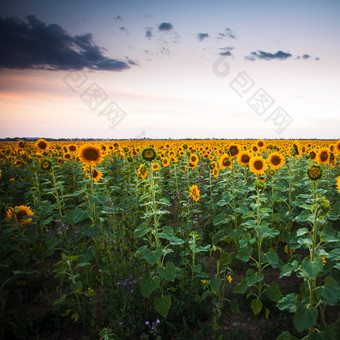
0 0 339 139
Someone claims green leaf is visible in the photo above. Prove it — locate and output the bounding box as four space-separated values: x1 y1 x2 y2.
276 331 298 340
82 224 101 237
134 222 151 238
293 306 318 332
140 276 160 298
12 270 38 275
301 256 323 279
262 248 279 267
53 294 67 305
246 269 264 286
265 282 281 302
277 293 298 312
280 261 298 278
157 233 184 245
318 276 340 306
158 262 176 282
210 276 222 293
229 299 240 313
213 213 229 226
296 228 309 237
143 247 162 265
70 281 82 293
236 246 252 262
45 235 58 249
72 208 90 223
250 298 263 315
212 229 227 244
233 278 248 294
192 264 201 274
154 295 171 317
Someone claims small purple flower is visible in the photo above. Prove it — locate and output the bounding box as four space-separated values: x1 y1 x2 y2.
156 318 160 324
118 321 123 327
130 289 134 293
145 321 150 326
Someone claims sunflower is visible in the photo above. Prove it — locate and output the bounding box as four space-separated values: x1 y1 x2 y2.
137 163 148 179
78 144 102 166
257 139 265 149
90 169 103 182
228 144 240 158
36 139 49 152
268 169 275 176
142 147 157 162
68 144 77 153
249 156 268 175
316 148 330 165
251 144 259 154
41 159 52 171
63 153 71 161
337 177 340 192
209 161 217 170
17 140 26 149
152 163 160 171
57 157 63 165
190 154 199 164
237 152 251 167
189 184 200 202
268 153 285 170
335 140 340 154
7 205 34 226
162 157 170 167
213 167 219 178
188 161 197 169
309 150 317 161
307 165 322 181
219 154 232 170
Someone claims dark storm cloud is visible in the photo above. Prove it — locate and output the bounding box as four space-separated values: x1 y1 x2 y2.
0 15 133 71
158 22 173 31
197 33 209 41
245 50 292 61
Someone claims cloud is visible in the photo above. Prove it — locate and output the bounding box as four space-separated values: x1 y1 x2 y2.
218 27 237 40
0 16 133 71
120 26 129 35
245 50 292 61
197 33 209 41
158 22 173 31
145 26 153 39
302 54 310 59
219 46 234 56
113 15 123 21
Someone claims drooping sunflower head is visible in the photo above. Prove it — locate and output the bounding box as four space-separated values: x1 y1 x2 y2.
336 176 340 192
79 144 102 166
36 139 49 152
213 168 219 178
41 159 52 171
189 184 200 202
307 165 322 181
7 205 34 226
142 147 157 162
209 161 217 170
268 153 285 170
237 152 251 167
249 156 268 175
316 148 330 165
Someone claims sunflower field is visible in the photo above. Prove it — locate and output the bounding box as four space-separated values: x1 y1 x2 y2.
0 139 340 339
